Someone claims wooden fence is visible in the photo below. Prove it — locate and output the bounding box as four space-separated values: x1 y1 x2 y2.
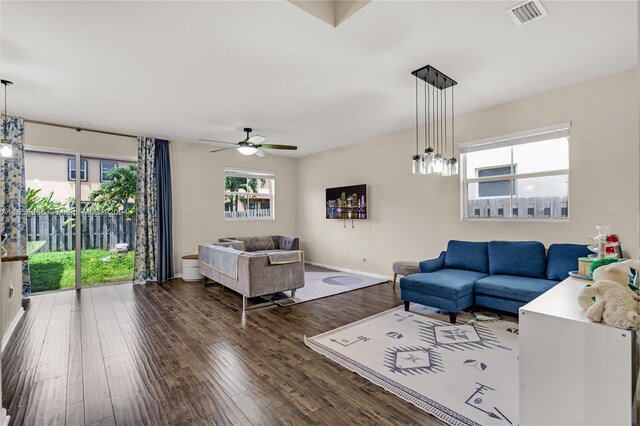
224 209 271 219
467 196 568 219
27 213 136 253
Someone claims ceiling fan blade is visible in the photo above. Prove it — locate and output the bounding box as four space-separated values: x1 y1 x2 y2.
247 135 266 144
209 147 234 153
198 138 237 145
260 144 297 150
255 148 267 158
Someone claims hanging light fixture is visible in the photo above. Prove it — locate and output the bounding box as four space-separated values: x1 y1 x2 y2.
410 65 458 176
0 79 13 158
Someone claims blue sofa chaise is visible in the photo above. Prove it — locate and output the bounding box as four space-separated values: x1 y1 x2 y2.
399 240 591 323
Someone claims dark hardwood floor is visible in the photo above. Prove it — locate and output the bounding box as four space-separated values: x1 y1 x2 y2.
2 278 446 425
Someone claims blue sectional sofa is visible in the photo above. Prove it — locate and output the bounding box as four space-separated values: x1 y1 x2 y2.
399 240 591 323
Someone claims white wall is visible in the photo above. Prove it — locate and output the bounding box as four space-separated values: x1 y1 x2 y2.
297 70 640 276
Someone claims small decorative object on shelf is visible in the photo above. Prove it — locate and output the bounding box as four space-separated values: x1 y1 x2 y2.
409 65 458 176
587 225 621 259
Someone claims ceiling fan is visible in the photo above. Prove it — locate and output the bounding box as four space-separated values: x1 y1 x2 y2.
199 128 297 157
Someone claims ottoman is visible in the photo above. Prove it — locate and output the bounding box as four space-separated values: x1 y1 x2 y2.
399 269 485 323
392 261 419 289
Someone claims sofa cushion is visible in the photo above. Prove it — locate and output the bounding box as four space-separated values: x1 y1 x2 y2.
233 236 275 252
488 241 546 278
215 241 245 251
546 243 592 281
444 241 489 273
400 269 487 299
474 275 559 303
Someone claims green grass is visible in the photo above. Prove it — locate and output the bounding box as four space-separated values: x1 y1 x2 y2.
29 249 135 293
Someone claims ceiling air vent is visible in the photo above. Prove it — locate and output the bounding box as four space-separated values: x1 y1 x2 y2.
507 0 548 26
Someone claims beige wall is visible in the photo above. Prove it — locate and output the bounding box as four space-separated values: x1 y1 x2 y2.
22 69 640 280
23 122 299 276
297 70 640 277
25 122 138 158
170 141 298 274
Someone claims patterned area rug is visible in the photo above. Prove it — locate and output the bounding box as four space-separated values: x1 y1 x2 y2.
305 305 519 426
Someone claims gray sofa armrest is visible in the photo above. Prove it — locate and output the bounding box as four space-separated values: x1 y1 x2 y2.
419 251 446 273
278 236 299 251
238 251 305 297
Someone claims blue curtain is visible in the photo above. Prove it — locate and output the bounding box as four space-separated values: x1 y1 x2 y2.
134 137 157 284
155 139 173 282
1 117 31 296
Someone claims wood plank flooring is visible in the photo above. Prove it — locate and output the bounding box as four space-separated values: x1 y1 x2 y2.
2 278 447 425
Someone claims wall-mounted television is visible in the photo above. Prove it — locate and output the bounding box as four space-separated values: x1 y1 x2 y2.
326 184 367 219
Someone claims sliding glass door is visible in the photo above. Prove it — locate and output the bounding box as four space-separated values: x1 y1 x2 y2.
25 149 136 293
78 155 136 288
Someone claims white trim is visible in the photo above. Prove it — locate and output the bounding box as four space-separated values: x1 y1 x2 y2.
224 167 275 221
464 169 569 184
459 121 571 150
1 308 24 354
464 217 569 223
224 167 276 179
305 261 392 281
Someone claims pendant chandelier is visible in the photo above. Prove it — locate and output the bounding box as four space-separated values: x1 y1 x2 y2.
0 79 14 158
410 65 458 176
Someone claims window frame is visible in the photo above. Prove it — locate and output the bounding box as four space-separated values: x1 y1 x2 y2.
68 158 88 182
460 123 570 222
223 168 275 221
100 161 118 182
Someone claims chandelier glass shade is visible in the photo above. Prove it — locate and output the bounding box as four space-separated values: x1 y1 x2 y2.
410 65 457 176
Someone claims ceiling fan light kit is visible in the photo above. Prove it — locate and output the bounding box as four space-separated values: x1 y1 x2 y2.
200 127 297 157
238 143 258 156
410 65 458 176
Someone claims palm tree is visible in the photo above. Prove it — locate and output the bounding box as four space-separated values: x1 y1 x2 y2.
225 177 264 212
88 165 137 215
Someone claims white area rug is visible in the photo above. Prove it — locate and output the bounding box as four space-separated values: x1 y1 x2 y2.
305 305 519 426
292 270 388 303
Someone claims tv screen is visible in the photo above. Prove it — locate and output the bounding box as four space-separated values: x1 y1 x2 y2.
326 184 367 219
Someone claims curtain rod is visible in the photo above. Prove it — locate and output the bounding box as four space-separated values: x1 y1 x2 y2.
24 118 139 139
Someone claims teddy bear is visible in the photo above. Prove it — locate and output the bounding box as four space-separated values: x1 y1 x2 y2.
578 259 640 330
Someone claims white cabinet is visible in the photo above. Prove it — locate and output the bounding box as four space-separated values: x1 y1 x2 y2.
519 277 638 426
1 260 24 353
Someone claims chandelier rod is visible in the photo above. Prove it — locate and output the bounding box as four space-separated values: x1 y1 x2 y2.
415 75 418 156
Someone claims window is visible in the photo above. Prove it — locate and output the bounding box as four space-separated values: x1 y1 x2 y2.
68 158 88 181
100 161 118 182
477 165 514 198
461 123 569 220
224 168 274 220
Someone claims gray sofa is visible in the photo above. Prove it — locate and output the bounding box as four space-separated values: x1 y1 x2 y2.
198 236 305 311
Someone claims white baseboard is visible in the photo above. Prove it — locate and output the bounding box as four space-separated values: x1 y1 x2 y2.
1 308 24 354
305 261 392 281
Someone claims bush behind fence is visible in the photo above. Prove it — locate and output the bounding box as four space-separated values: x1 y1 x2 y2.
27 213 136 253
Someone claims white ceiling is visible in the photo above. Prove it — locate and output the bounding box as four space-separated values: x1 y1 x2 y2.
0 1 637 157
